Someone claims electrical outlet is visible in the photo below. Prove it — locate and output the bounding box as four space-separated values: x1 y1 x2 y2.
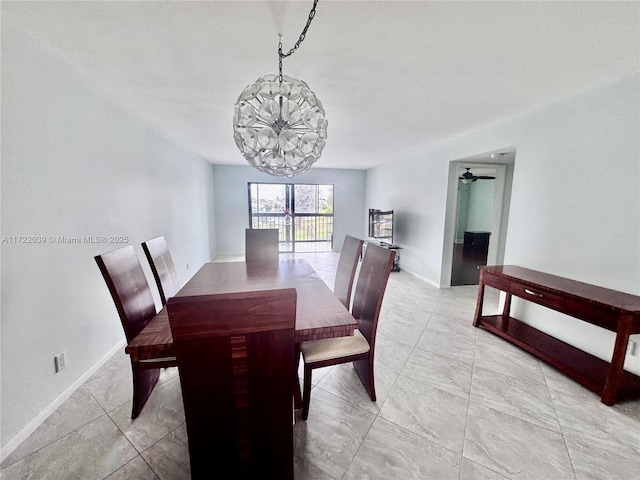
54 351 66 373
628 340 638 357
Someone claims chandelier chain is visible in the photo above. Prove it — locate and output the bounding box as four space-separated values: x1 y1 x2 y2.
278 0 319 82
234 0 326 176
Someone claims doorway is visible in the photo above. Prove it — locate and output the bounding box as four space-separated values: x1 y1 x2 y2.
451 170 497 285
442 150 514 287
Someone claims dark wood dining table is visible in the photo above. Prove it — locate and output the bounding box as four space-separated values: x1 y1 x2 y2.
125 259 357 363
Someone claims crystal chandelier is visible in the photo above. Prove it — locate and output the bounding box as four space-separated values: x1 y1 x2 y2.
233 1 327 177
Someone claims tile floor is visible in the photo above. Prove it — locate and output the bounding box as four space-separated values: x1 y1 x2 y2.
2 252 640 479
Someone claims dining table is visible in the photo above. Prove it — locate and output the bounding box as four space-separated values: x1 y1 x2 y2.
125 258 357 379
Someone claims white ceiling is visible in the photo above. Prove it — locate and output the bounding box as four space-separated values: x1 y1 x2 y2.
3 1 639 170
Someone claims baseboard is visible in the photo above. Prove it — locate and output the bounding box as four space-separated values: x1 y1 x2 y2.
0 339 126 462
400 266 442 289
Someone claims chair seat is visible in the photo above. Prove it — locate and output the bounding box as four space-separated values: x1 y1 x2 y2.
300 329 370 364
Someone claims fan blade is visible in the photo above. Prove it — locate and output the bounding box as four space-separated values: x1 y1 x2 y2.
476 175 496 180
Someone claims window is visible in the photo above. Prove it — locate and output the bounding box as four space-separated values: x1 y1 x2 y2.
248 183 334 252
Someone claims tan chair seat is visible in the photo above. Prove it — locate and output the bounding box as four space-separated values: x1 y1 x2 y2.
300 329 370 364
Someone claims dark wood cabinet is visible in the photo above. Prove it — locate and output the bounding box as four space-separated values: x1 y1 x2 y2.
473 265 640 405
463 231 491 253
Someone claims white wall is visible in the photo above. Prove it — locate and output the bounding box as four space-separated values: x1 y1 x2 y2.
366 74 640 372
212 165 366 254
467 180 495 232
365 142 452 285
1 25 216 448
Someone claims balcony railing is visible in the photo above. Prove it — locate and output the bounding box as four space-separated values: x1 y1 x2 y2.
250 214 333 252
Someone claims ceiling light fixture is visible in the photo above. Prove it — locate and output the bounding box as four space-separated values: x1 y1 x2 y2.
232 0 327 177
459 168 496 184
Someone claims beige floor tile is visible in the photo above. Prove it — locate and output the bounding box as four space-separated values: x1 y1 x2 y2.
464 402 574 479
402 348 473 398
1 386 105 468
108 377 185 452
0 415 137 480
564 434 640 480
294 450 337 480
293 388 376 479
459 457 509 479
84 364 133 413
470 365 561 432
379 375 468 453
373 335 413 373
426 312 479 340
316 362 398 414
474 329 546 383
140 425 190 480
377 313 427 347
416 327 476 365
343 417 461 479
549 383 640 459
104 456 159 480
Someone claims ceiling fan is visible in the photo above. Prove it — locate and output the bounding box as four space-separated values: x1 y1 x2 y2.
459 168 496 184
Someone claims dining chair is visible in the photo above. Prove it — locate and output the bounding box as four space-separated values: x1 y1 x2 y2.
141 235 180 306
299 243 395 420
95 245 178 419
245 228 279 264
167 289 297 479
333 235 364 309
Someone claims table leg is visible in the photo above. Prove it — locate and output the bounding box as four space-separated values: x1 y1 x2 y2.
502 292 512 319
473 272 485 327
601 315 632 406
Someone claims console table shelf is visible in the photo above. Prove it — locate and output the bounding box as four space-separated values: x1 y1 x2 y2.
474 265 640 406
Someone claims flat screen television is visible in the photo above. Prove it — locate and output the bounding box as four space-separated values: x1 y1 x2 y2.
368 209 394 245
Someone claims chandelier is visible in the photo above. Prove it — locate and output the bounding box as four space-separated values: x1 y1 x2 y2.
232 1 327 177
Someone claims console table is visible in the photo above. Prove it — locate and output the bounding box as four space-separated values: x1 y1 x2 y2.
473 265 640 405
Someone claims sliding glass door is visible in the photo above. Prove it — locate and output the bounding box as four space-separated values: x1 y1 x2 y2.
248 183 334 252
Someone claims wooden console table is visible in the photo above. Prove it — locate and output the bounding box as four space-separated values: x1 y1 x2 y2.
473 265 640 405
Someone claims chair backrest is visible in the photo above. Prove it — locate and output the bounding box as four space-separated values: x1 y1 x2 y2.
334 235 364 309
95 245 156 342
141 236 180 306
245 228 279 264
351 244 395 354
167 289 297 479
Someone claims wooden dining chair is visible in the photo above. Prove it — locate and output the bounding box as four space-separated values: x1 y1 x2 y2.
299 243 395 420
95 245 178 419
141 236 180 306
333 235 364 309
167 289 297 479
245 228 279 264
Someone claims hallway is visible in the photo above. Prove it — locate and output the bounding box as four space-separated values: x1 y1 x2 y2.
450 243 488 286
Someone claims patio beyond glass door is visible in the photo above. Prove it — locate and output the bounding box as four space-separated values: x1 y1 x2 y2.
248 183 334 253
